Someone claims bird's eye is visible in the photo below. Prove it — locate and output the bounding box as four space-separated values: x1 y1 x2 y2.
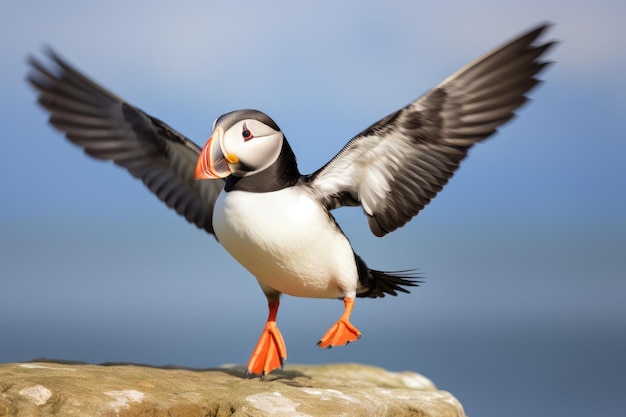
242 123 253 141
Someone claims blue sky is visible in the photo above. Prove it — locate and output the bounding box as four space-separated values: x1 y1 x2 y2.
1 1 625 416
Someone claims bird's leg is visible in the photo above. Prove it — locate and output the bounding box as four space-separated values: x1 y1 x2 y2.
317 297 361 348
246 300 287 378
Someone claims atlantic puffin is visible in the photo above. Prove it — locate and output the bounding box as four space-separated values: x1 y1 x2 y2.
28 24 554 378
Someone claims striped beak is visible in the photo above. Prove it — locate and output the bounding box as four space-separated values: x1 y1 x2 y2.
195 127 232 180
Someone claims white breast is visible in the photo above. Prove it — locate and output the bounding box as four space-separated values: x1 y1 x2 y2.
213 187 357 299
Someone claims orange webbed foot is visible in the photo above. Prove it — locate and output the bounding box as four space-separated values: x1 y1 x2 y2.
316 318 361 348
317 297 362 349
246 301 287 378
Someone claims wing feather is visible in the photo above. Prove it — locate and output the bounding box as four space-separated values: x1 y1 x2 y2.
309 24 555 237
28 50 222 235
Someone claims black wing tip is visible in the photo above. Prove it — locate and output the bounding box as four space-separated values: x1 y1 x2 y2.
526 23 560 62
489 23 557 71
516 22 556 46
528 21 554 36
27 45 63 70
26 55 49 85
26 46 67 89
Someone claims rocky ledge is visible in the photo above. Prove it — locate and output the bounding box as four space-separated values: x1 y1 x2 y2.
0 361 466 416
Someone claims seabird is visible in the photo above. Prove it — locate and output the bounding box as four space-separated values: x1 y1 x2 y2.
28 24 555 378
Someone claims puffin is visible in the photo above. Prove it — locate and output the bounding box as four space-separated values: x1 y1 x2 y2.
28 24 554 378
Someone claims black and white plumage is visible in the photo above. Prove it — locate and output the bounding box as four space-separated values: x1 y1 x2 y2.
28 24 554 378
28 52 222 234
309 28 554 237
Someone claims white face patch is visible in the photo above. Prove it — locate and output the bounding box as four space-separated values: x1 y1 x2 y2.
222 119 283 176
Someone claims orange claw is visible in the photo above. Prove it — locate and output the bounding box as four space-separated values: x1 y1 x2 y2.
317 297 362 349
246 301 287 378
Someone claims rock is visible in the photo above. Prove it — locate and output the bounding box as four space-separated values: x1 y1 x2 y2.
0 361 466 416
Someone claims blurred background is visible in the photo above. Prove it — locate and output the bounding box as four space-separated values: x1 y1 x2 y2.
1 1 624 416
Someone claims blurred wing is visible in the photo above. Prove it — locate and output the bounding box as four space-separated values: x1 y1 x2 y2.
309 24 555 237
28 49 222 235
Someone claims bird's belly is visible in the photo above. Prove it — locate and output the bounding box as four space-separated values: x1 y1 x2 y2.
213 188 356 298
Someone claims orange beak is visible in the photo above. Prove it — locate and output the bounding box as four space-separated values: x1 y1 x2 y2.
195 128 231 180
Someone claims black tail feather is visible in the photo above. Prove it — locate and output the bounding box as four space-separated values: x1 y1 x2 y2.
355 255 423 298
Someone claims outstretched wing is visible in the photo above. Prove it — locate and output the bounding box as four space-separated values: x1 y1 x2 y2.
308 24 555 237
28 50 223 235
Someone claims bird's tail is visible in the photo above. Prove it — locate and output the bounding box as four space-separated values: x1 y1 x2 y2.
354 254 423 298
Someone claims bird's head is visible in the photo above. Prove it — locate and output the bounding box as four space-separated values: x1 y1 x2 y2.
195 109 284 180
